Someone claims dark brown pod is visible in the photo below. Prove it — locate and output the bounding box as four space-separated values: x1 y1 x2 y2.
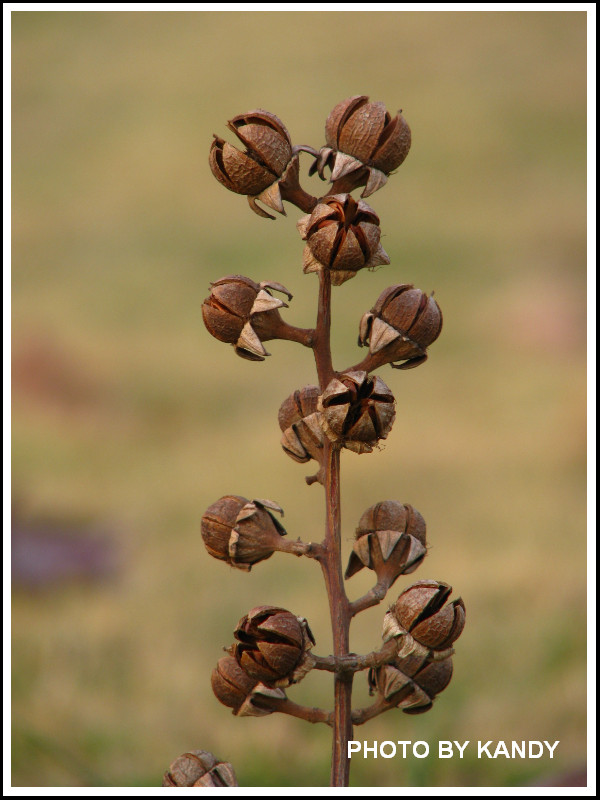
392 580 466 650
201 496 287 571
209 109 294 218
232 606 315 686
211 655 257 713
162 750 238 787
210 655 285 718
318 370 396 454
297 195 390 286
313 96 411 197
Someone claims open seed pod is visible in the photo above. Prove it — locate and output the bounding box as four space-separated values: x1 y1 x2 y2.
162 750 238 787
201 496 287 571
318 370 396 453
358 284 443 370
310 95 412 197
232 606 315 687
211 655 285 717
368 654 453 715
345 501 427 585
387 580 466 651
202 275 293 361
278 385 325 464
209 109 298 219
297 194 390 285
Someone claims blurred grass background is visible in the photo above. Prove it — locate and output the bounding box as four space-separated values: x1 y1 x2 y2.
11 9 587 788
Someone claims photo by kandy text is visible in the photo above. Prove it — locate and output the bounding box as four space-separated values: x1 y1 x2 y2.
348 741 561 760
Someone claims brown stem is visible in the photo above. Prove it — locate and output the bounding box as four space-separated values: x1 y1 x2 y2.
311 268 353 785
319 442 353 786
279 153 319 214
313 271 335 389
280 182 319 214
345 348 427 375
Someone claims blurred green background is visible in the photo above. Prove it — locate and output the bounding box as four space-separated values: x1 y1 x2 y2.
11 9 587 788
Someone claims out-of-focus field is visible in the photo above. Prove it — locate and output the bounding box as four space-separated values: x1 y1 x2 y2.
11 10 587 788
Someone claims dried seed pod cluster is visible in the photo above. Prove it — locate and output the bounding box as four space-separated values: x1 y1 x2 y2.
162 750 238 787
297 194 390 286
345 501 427 586
201 496 287 571
193 98 467 789
366 581 465 716
318 371 396 453
359 284 443 369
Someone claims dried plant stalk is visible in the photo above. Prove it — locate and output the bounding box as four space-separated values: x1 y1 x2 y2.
164 96 467 788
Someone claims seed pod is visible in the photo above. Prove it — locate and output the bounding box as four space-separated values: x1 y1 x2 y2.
368 655 453 715
318 370 396 454
345 501 427 585
297 194 390 286
310 95 411 197
390 580 466 650
278 385 325 464
202 275 293 361
232 606 315 687
209 110 294 218
162 750 238 787
201 496 287 571
211 655 285 717
358 284 443 370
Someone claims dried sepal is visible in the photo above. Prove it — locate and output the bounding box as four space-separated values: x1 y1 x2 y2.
236 683 286 717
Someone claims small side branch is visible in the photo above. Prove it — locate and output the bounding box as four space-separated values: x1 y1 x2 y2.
267 318 315 348
272 697 333 727
279 152 319 214
351 697 396 726
276 538 326 561
349 580 389 617
311 639 398 674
